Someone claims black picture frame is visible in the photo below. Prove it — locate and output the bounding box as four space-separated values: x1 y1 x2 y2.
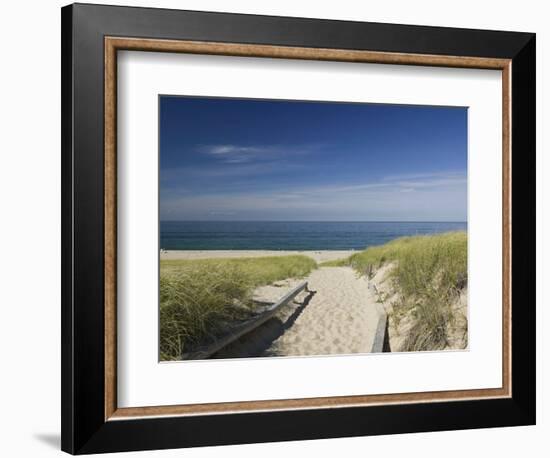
61 3 535 454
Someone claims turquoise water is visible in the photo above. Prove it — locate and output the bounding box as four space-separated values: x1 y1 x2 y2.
160 221 467 251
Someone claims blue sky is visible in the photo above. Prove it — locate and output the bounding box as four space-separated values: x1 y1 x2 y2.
160 96 467 222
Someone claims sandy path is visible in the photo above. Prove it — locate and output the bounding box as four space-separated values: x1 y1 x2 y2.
215 266 384 358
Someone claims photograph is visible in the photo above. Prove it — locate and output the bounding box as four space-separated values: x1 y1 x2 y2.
159 96 468 361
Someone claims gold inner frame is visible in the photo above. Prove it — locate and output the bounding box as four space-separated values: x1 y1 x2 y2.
104 37 512 421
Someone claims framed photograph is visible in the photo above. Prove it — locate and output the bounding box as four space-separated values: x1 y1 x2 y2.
61 3 536 454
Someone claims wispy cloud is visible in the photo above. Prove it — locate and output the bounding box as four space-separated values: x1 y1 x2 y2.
381 171 465 182
271 171 466 197
201 145 274 163
199 143 324 164
160 171 467 221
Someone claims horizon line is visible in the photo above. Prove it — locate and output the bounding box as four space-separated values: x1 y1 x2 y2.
160 220 468 223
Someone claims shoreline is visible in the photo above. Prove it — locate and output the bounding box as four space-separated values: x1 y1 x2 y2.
161 250 356 263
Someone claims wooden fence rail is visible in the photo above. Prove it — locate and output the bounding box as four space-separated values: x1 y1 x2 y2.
181 281 309 360
371 309 388 353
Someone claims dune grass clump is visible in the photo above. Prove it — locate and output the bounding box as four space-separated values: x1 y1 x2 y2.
327 231 467 351
160 255 317 360
162 255 317 288
349 231 467 294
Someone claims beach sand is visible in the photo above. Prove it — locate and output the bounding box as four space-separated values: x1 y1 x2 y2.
161 249 355 264
214 266 385 358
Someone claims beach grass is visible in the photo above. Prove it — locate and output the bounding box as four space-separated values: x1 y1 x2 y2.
160 255 317 360
323 231 467 351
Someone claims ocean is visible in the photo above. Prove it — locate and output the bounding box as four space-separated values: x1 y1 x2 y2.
160 221 467 251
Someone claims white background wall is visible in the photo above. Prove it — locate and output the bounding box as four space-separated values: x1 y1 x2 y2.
0 1 545 456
